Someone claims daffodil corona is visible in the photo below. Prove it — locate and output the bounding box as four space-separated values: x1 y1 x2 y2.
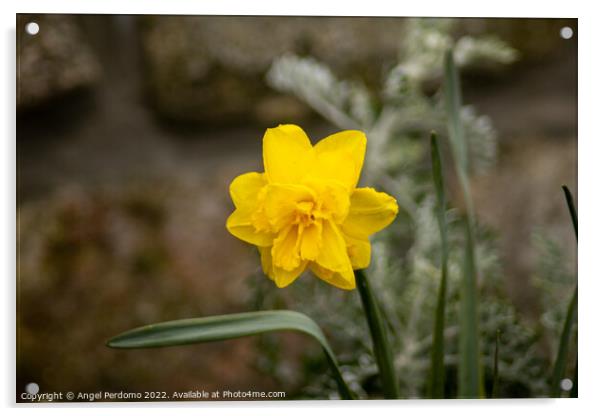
226 124 398 290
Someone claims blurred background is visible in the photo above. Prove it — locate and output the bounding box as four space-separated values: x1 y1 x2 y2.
17 15 576 400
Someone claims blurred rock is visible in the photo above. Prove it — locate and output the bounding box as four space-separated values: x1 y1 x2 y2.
17 15 101 109
17 180 300 399
139 16 406 124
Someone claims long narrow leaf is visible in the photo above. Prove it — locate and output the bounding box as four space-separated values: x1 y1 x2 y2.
355 270 400 399
428 132 449 399
107 310 355 400
444 49 483 398
562 185 578 237
551 186 578 397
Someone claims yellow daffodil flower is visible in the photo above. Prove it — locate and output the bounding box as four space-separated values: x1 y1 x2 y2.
226 124 398 290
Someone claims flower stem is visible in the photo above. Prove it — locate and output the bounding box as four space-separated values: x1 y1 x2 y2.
355 270 400 399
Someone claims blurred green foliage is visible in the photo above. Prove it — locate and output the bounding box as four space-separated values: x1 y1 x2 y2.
247 18 574 399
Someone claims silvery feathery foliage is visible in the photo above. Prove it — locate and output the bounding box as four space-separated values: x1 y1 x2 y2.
266 54 375 130
531 230 577 339
253 18 550 398
395 18 518 81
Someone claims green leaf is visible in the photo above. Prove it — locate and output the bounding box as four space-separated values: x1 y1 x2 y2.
428 131 449 399
444 52 469 177
551 185 578 398
355 270 400 399
444 49 483 398
562 185 578 238
107 310 355 400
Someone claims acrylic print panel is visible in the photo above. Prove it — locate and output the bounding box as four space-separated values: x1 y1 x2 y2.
16 14 577 402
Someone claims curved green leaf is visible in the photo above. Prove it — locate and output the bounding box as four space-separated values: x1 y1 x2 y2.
107 310 355 399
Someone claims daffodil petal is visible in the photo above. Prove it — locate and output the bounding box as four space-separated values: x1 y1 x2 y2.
261 244 307 287
315 220 352 274
312 130 367 191
344 234 371 269
259 247 274 281
263 124 315 184
341 187 399 239
263 183 315 231
299 222 322 261
226 209 274 247
271 225 302 271
229 172 267 211
273 261 307 288
306 180 350 223
310 262 356 290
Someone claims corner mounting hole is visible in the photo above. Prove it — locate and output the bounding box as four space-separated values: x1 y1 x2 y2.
25 382 39 395
560 378 573 391
25 22 39 36
560 26 573 40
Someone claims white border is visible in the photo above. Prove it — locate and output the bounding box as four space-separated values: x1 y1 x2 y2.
11 0 580 17
4 1 601 415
